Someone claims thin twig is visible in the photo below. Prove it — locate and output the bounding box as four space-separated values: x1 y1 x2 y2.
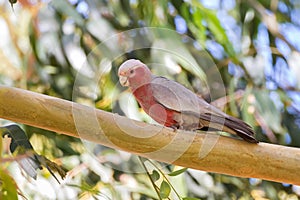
146 159 183 200
138 156 162 200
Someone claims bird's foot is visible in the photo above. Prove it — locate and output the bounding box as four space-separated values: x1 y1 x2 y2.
170 125 178 132
169 123 184 132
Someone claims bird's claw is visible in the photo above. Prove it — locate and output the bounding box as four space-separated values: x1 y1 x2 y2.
170 125 178 132
170 124 183 132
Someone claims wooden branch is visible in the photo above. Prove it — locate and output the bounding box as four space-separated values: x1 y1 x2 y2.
0 86 300 184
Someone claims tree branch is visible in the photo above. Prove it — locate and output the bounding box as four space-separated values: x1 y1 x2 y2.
0 86 299 185
247 0 297 51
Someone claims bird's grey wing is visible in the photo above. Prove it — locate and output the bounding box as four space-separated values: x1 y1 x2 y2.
151 77 258 143
151 76 211 114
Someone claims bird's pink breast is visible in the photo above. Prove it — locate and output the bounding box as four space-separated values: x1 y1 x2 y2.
132 84 178 127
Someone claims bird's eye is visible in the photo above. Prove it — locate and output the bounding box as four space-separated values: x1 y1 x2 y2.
130 69 134 74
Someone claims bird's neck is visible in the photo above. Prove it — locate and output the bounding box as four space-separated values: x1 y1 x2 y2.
132 83 155 109
129 74 154 91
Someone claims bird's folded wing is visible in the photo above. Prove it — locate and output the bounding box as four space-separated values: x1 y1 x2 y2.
151 76 214 114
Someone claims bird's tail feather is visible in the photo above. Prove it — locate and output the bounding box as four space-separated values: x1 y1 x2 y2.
199 113 258 143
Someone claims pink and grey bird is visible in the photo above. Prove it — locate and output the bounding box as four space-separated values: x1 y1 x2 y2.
118 59 258 143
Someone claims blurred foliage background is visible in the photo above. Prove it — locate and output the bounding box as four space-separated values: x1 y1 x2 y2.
1 0 300 199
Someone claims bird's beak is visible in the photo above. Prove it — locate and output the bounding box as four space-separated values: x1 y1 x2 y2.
119 75 129 86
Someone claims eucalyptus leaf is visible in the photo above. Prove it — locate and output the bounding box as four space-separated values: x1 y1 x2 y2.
50 0 85 27
168 168 187 176
0 130 2 160
0 169 18 200
180 2 190 20
192 7 206 46
150 170 160 182
204 9 236 58
288 51 300 90
1 124 42 179
188 1 236 60
159 180 171 199
183 197 201 200
1 125 66 182
254 90 284 133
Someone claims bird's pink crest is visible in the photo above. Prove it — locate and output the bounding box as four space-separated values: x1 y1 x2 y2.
118 59 146 76
118 59 152 90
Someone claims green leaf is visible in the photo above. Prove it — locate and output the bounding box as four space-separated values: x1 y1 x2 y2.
189 1 236 60
150 170 160 182
0 169 18 200
50 0 85 27
150 28 207 82
180 2 190 21
192 7 206 46
168 167 187 176
183 197 201 200
241 88 256 126
159 180 171 199
1 125 66 182
228 78 239 117
204 9 236 58
254 90 284 133
0 129 2 160
1 124 42 179
1 125 34 153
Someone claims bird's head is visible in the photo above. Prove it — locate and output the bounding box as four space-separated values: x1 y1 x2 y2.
118 59 152 89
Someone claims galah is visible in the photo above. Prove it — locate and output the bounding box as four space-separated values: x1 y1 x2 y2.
118 59 258 143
